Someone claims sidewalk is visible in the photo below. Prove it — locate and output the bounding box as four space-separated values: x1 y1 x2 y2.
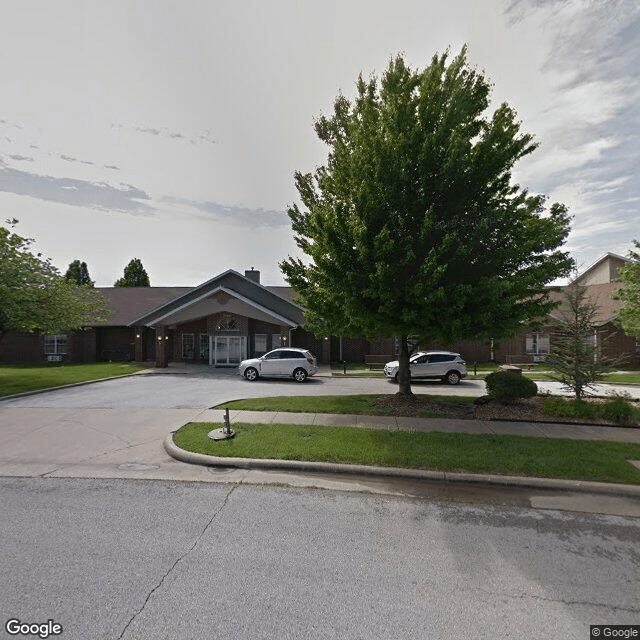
199 408 640 444
165 413 640 500
164 407 640 498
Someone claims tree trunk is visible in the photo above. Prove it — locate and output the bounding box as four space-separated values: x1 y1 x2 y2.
396 335 413 396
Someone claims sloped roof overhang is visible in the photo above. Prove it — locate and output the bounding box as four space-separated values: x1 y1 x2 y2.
128 270 303 329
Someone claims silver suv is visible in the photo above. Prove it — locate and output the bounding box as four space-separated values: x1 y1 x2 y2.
384 351 467 385
238 348 318 383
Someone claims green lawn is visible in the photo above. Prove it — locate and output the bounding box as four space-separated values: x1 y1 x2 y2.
601 372 640 384
0 362 149 397
218 394 476 418
174 422 640 485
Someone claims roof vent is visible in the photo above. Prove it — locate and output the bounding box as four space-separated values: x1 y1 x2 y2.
244 268 260 284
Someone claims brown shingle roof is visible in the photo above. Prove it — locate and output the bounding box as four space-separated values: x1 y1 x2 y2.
91 280 299 327
93 287 193 326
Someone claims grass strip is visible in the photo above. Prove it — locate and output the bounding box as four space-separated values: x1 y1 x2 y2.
0 362 149 396
218 394 476 415
601 373 640 384
174 422 640 485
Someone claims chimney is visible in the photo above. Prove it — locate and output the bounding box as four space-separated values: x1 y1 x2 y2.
244 268 260 284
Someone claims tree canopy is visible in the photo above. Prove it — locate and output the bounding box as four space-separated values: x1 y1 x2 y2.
613 241 640 337
280 47 572 394
114 258 150 287
65 260 94 287
0 221 109 341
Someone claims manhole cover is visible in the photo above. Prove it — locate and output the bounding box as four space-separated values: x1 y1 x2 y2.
208 428 236 440
118 463 161 471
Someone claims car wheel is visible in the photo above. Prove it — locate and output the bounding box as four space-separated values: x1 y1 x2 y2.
293 368 307 383
444 370 461 385
244 367 258 382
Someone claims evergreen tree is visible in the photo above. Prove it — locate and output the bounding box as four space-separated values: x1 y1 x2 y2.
547 278 625 398
114 258 150 287
64 260 94 287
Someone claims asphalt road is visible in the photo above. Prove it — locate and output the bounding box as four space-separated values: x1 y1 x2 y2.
1 476 638 640
2 369 639 410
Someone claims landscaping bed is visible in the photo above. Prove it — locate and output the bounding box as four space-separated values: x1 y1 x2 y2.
376 393 640 427
220 393 640 427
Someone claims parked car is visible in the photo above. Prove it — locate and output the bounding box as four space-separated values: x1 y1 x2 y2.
238 348 318 382
383 351 467 385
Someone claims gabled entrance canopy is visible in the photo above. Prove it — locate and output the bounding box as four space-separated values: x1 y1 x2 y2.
128 269 304 329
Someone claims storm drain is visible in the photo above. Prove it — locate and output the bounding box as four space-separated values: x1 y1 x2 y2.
118 463 161 471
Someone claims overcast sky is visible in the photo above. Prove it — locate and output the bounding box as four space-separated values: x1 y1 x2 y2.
1 0 638 287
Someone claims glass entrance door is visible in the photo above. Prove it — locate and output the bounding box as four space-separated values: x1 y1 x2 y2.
210 336 247 366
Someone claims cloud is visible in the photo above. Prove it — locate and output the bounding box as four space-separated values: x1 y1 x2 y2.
0 159 153 214
112 123 217 146
8 154 33 162
504 0 640 269
57 153 119 171
163 196 289 228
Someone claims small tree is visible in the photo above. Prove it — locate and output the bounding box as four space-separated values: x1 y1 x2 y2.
612 240 640 337
0 220 109 342
114 258 150 287
65 260 94 287
547 279 625 398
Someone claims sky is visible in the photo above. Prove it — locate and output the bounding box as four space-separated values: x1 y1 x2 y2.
1 0 639 287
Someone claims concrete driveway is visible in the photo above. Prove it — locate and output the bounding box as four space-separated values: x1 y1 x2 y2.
1 368 639 486
0 370 485 482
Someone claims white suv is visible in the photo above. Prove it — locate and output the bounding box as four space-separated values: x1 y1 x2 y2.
238 348 318 383
384 351 467 385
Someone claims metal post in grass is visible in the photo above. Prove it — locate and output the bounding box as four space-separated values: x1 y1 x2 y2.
208 408 236 441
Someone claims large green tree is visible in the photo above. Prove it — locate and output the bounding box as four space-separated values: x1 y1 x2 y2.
280 47 572 394
64 260 94 287
0 220 109 342
613 241 640 337
114 258 150 287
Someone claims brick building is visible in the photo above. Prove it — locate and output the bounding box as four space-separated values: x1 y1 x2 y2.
0 257 638 367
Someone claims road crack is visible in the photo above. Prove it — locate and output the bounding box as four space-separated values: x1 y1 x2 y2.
117 483 239 639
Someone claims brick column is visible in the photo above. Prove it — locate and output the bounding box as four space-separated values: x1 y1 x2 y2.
321 337 331 364
155 327 168 368
134 328 145 362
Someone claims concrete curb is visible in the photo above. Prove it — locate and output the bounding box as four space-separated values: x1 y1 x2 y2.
163 433 640 497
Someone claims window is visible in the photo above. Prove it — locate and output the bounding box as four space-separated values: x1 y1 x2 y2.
525 333 549 354
215 316 239 332
200 334 209 359
254 334 267 355
182 334 194 359
271 334 282 350
44 335 67 355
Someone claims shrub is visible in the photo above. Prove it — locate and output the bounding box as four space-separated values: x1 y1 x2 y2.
542 397 598 420
485 370 537 403
601 397 638 424
541 395 640 425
